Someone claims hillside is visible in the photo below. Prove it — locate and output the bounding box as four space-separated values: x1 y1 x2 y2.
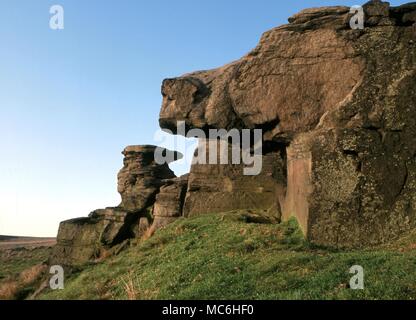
0 237 56 250
0 246 53 300
40 212 416 300
2 1 416 301
52 2 416 271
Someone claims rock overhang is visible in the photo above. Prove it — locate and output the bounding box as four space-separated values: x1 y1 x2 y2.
157 0 416 247
51 1 416 268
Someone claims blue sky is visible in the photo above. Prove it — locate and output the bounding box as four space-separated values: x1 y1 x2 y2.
0 0 409 236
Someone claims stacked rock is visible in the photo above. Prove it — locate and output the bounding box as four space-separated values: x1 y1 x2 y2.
51 145 184 266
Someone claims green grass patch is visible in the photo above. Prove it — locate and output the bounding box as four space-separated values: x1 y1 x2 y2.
39 213 416 300
0 247 51 282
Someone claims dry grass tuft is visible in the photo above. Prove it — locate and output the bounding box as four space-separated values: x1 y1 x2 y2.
142 225 156 241
0 264 47 300
19 264 47 286
120 271 138 300
0 281 19 300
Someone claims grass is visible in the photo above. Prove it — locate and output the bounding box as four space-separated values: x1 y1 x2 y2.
36 212 416 300
0 247 51 281
0 247 52 299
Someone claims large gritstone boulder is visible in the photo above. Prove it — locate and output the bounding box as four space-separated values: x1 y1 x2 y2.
159 1 416 248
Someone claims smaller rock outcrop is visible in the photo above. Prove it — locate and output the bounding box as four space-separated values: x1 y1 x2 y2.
182 140 286 223
152 175 189 230
117 145 180 212
50 146 184 267
50 208 138 266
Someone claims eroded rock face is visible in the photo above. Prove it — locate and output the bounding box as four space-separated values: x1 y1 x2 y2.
50 208 138 266
159 1 416 247
117 145 180 212
51 146 184 266
152 175 189 230
183 140 286 222
160 7 364 143
52 1 416 267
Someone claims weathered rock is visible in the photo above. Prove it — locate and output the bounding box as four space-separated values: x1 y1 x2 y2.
364 0 390 17
160 11 365 144
182 140 285 222
159 1 416 247
287 6 351 31
117 145 180 212
151 175 188 230
403 10 416 24
134 216 152 237
390 2 416 14
390 2 416 25
52 1 416 267
50 207 138 266
363 0 395 26
51 146 184 266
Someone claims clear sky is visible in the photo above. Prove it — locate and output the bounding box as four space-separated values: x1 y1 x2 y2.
0 0 409 237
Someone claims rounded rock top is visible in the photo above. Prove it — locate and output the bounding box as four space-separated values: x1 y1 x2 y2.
123 145 159 153
122 145 183 163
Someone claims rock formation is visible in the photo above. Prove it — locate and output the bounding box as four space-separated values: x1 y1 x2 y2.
51 208 139 266
117 146 179 212
50 146 186 266
152 175 189 229
52 1 416 267
183 141 286 222
159 0 416 247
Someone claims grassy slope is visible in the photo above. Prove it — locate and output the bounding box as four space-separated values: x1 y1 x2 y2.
40 213 416 300
0 247 52 299
0 247 51 282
